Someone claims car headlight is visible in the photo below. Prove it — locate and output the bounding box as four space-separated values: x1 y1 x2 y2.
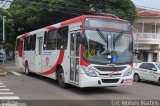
123 68 132 77
81 66 98 77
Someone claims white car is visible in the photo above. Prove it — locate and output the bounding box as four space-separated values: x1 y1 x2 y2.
133 62 160 85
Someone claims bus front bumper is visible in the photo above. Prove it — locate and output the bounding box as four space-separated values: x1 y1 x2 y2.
79 73 133 88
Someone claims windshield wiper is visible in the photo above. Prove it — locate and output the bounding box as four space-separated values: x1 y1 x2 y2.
96 28 109 52
113 31 125 49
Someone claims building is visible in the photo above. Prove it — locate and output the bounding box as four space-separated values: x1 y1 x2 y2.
132 7 160 62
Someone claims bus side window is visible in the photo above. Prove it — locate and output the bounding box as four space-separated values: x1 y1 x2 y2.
24 36 32 51
32 34 36 50
29 36 33 50
24 37 27 51
57 26 69 50
46 30 57 50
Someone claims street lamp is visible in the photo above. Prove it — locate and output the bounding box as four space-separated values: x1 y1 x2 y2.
3 16 6 42
1 15 6 64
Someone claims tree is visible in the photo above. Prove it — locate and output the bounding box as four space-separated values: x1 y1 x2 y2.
104 0 137 23
7 0 136 45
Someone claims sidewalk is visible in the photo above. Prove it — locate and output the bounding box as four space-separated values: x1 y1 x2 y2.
0 67 8 76
0 60 15 76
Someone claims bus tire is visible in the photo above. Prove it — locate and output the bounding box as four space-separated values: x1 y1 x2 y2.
134 73 140 82
158 78 160 86
25 62 30 76
57 68 66 88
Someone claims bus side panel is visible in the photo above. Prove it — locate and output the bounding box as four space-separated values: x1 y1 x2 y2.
15 39 23 68
15 51 22 68
42 50 60 78
42 50 69 82
23 51 35 71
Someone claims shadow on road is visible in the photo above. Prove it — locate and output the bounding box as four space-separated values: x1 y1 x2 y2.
20 72 125 95
135 80 160 87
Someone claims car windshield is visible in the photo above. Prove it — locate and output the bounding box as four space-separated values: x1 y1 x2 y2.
83 30 133 64
156 64 160 70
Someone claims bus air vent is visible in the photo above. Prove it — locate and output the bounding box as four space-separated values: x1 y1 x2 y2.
101 79 119 83
94 66 127 72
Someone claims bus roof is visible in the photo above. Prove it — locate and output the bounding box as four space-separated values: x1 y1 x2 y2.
17 15 129 39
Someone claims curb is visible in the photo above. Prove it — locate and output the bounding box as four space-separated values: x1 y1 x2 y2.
0 66 9 76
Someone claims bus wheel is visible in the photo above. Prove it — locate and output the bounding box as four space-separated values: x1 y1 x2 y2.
134 74 140 82
25 62 30 76
57 68 66 88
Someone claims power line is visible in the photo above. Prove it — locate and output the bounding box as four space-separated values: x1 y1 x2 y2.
17 0 93 16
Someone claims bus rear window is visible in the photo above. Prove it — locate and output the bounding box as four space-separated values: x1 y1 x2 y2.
85 18 131 31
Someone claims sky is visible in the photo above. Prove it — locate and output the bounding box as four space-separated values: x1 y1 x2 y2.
0 0 13 9
131 0 160 10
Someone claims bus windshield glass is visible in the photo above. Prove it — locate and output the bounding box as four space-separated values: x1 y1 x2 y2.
83 30 133 64
85 18 131 31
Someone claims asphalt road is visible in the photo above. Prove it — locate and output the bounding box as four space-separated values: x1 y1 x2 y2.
0 61 160 100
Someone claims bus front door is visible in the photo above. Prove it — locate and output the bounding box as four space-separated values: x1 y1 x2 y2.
69 31 81 84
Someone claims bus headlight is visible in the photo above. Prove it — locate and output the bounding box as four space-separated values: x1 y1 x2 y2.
123 68 132 77
81 66 98 77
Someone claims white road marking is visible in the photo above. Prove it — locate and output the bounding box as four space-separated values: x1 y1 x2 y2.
0 96 20 100
0 89 9 91
0 83 4 85
4 67 19 69
0 81 20 100
11 71 23 76
0 86 6 88
0 92 14 95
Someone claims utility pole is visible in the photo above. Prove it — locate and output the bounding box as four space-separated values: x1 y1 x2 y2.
2 16 6 64
3 16 6 42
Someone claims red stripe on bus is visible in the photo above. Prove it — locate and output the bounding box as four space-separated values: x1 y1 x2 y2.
18 41 23 57
47 26 56 30
19 33 27 57
20 33 28 41
40 50 64 75
61 16 83 27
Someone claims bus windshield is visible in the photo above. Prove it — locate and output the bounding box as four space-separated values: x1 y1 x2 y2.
83 30 133 64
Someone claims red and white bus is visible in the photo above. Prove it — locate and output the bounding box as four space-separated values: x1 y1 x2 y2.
15 15 133 88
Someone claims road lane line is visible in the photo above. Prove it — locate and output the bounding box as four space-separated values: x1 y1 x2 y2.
4 67 18 69
0 92 14 95
0 89 9 91
0 96 20 100
11 71 23 76
0 86 6 88
0 81 20 100
0 83 3 85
